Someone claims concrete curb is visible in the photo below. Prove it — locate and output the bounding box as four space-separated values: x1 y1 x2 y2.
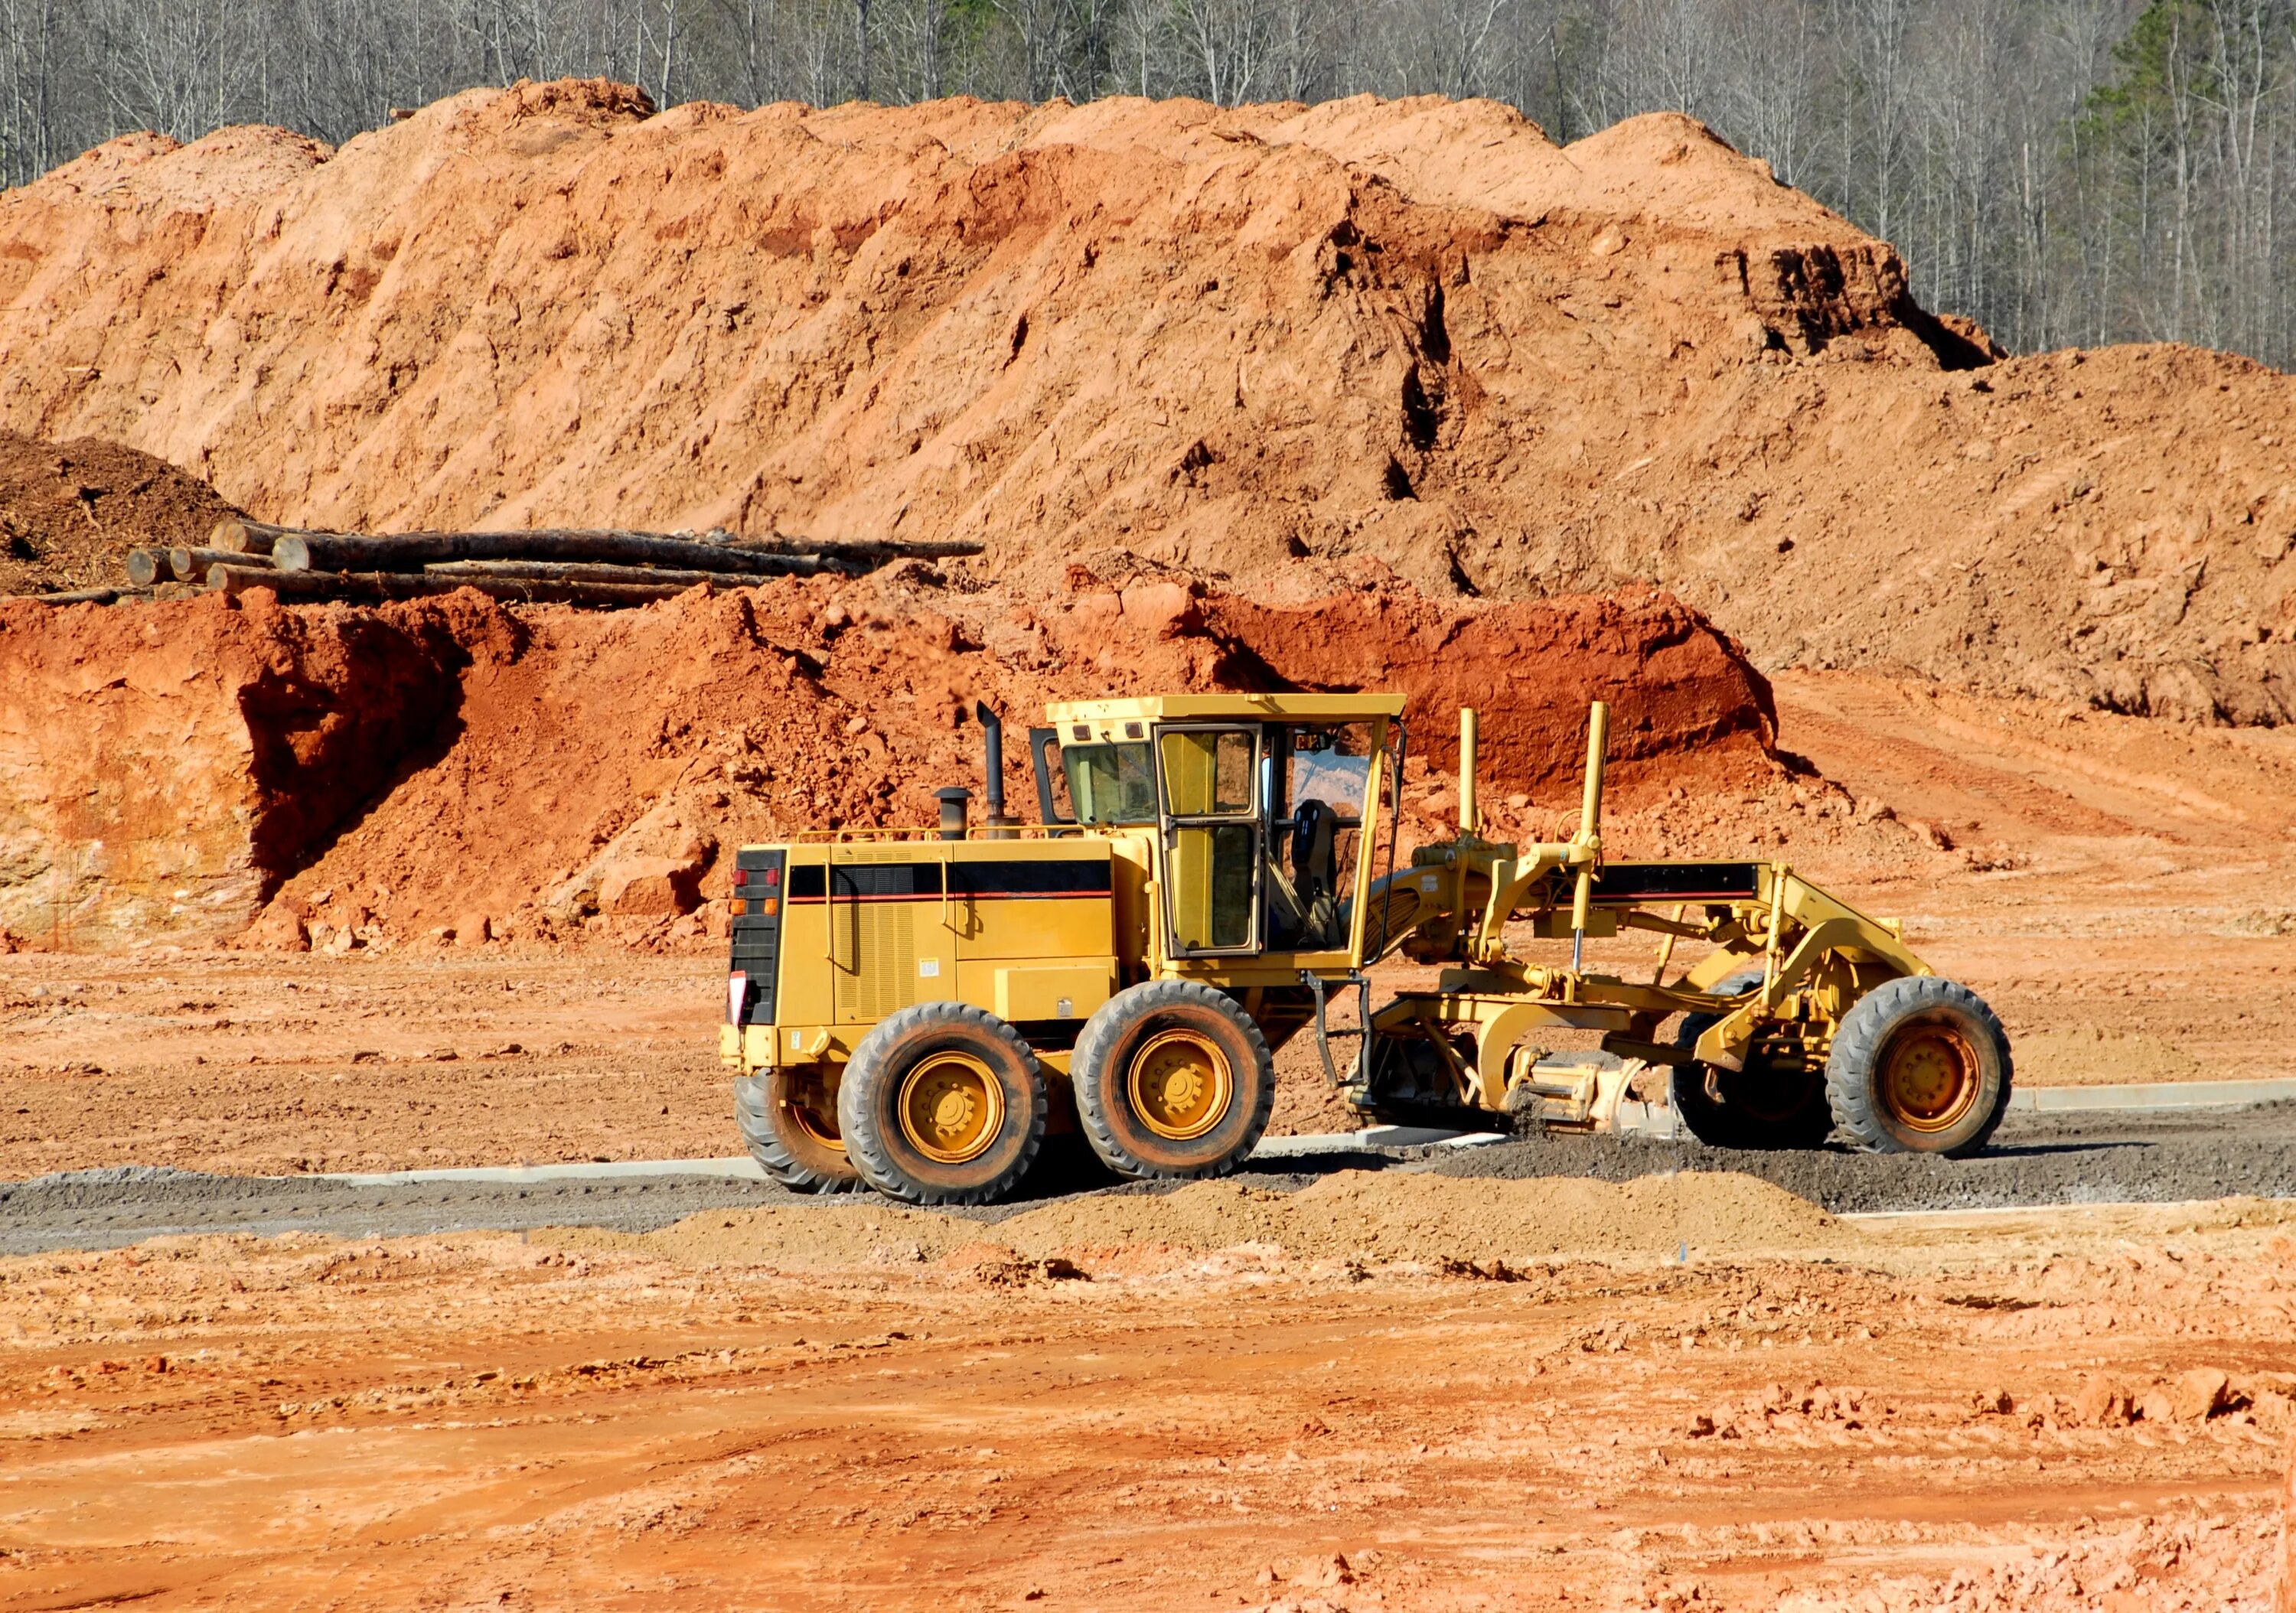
1840 1193 2296 1221
320 1126 1512 1186
322 1156 772 1187
2007 1077 2296 1111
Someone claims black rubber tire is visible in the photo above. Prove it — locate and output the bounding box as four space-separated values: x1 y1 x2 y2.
735 1070 866 1194
1671 968 1836 1151
1826 975 2012 1158
1071 980 1276 1180
837 1003 1049 1205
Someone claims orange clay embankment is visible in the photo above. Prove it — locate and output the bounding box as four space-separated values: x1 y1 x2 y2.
0 571 1773 950
8 84 2296 725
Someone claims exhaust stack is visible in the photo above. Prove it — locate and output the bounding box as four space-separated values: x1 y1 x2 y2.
975 701 1016 839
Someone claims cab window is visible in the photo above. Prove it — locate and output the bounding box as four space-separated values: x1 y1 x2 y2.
1157 728 1255 816
1063 741 1156 825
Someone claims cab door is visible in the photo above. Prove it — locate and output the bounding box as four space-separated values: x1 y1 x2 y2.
1153 724 1262 956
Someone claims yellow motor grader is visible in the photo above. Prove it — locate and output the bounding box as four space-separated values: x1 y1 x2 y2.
721 696 2011 1204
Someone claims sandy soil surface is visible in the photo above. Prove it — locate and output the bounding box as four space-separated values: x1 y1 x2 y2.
7 667 2296 1179
1 1190 2291 1611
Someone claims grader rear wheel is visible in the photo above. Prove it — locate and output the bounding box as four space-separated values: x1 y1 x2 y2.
1072 980 1274 1180
896 1051 1007 1164
1127 1029 1235 1142
837 1003 1049 1205
1826 976 2012 1157
735 1070 864 1194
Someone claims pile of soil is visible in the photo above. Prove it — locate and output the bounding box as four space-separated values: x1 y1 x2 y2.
0 433 241 596
0 567 1774 947
1 83 2290 723
569 1168 1835 1268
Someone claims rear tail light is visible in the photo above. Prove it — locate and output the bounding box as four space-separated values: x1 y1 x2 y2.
732 868 748 888
762 866 780 886
727 971 748 1025
759 897 778 917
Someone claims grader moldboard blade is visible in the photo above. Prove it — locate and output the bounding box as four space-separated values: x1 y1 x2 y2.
719 695 2013 1204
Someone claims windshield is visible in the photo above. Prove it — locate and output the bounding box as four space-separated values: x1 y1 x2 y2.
1062 741 1156 825
1290 729 1371 820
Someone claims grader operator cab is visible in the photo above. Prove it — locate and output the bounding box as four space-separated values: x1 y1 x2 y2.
721 695 2012 1204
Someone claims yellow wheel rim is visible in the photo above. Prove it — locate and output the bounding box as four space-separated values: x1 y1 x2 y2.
1878 1022 1981 1133
897 1052 1004 1165
1127 1029 1234 1142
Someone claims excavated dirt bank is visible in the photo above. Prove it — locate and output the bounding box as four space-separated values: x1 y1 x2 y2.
0 85 2291 725
0 572 1771 947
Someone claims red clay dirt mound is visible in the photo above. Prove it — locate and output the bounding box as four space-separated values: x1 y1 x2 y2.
0 433 244 596
18 80 2284 723
0 572 1772 949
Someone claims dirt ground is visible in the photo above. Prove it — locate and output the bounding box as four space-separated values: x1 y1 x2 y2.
6 674 2296 1609
6 668 2296 1178
2 1192 2291 1611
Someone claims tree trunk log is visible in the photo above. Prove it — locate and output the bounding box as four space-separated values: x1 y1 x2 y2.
207 565 693 608
125 548 169 587
171 546 270 581
272 530 915 575
207 519 299 556
422 559 782 588
31 587 145 606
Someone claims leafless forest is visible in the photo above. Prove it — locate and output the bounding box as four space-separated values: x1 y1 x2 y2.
0 0 2291 366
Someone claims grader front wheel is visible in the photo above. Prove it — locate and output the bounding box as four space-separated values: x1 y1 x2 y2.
1826 976 2012 1157
1668 969 1835 1150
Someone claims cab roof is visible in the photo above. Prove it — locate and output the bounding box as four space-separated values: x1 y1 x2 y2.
1043 692 1407 726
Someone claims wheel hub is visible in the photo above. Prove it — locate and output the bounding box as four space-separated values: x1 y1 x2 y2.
1128 1029 1234 1142
1879 1022 1980 1132
898 1052 1004 1164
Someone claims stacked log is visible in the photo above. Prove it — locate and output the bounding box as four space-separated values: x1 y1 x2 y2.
190 523 980 610
31 586 151 606
207 565 696 608
21 521 977 608
171 546 267 581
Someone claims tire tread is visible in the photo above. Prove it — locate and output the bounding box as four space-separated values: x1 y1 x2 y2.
837 1002 1049 1205
1825 975 2012 1158
1071 979 1276 1180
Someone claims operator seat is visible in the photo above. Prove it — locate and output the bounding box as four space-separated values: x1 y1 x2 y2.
1290 797 1339 948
